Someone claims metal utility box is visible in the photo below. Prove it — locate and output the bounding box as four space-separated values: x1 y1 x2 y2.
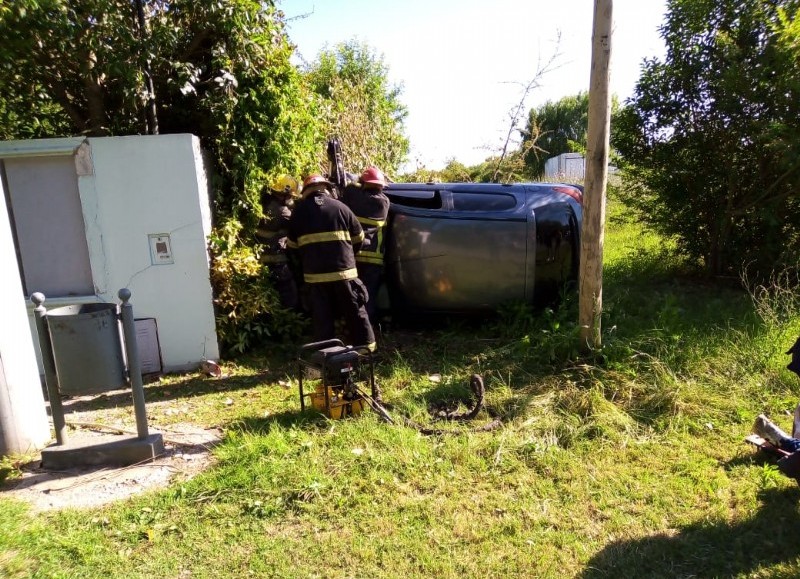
46 303 126 395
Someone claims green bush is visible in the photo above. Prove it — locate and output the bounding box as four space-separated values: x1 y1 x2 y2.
209 219 307 354
613 0 800 277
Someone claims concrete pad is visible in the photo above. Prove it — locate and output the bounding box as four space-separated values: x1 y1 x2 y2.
4 425 221 511
41 432 164 470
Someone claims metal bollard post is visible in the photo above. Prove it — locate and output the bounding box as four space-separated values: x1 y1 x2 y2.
30 293 67 445
118 288 149 439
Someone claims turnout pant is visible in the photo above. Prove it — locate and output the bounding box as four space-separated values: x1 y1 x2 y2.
307 279 375 349
269 262 299 311
356 262 383 327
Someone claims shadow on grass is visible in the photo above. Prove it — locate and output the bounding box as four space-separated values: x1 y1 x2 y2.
580 487 800 578
58 368 287 414
723 448 778 471
227 409 329 434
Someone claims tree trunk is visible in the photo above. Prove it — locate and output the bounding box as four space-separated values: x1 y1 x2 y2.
134 0 159 135
708 170 738 275
83 51 108 136
47 76 89 132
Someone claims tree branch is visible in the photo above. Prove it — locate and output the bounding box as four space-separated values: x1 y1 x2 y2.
731 158 800 216
491 34 563 183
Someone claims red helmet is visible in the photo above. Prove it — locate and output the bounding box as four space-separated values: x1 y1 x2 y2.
360 166 386 186
301 174 332 198
303 174 330 188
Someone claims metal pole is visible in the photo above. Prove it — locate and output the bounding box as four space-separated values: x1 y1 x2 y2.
30 293 67 445
118 288 149 439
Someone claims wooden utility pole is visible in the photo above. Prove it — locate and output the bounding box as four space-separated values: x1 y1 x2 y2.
579 0 613 350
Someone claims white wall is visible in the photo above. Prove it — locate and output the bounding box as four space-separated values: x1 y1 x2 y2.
0 162 50 454
1 134 219 374
81 135 219 371
544 153 586 180
543 153 617 180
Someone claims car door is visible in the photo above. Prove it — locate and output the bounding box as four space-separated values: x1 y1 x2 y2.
437 188 528 309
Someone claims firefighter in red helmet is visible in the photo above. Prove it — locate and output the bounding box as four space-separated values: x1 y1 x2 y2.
342 166 390 329
287 174 376 351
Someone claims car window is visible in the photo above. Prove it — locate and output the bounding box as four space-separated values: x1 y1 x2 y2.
451 192 517 212
387 190 443 209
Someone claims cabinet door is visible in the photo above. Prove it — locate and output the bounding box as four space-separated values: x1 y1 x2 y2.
3 156 94 297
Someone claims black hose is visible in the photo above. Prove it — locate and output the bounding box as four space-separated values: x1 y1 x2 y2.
357 374 502 435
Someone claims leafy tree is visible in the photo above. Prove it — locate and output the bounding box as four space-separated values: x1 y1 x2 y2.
522 92 589 178
0 0 322 215
614 0 800 277
400 154 531 184
522 92 620 178
401 159 478 184
304 40 409 178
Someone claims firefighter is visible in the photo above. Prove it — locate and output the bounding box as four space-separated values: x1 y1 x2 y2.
255 175 300 311
342 166 390 328
287 174 376 351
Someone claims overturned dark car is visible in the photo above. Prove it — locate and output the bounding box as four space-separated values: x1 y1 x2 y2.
381 182 583 315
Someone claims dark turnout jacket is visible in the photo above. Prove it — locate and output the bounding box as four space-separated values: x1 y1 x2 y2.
287 192 365 283
342 184 390 265
255 196 292 264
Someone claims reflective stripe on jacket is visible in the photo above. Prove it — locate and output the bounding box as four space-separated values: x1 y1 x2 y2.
287 192 364 284
342 184 390 265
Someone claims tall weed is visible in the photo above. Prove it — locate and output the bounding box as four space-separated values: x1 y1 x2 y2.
742 266 800 387
743 266 800 332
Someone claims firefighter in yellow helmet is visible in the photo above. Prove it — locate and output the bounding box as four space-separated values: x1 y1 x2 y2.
255 175 300 310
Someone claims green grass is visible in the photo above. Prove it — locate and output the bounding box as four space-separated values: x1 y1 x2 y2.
2 197 800 578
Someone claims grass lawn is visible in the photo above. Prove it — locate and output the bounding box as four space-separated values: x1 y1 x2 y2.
2 197 799 578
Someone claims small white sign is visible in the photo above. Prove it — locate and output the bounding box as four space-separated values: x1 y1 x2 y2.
148 233 174 265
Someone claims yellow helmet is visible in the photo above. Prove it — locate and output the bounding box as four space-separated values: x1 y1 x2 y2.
269 175 299 197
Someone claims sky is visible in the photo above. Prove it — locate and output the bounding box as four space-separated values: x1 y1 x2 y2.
280 0 668 171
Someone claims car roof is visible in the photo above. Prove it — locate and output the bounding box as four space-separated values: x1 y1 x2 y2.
385 181 584 216
386 182 581 193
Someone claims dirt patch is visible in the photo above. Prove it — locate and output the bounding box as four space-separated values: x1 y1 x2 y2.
1 423 222 512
